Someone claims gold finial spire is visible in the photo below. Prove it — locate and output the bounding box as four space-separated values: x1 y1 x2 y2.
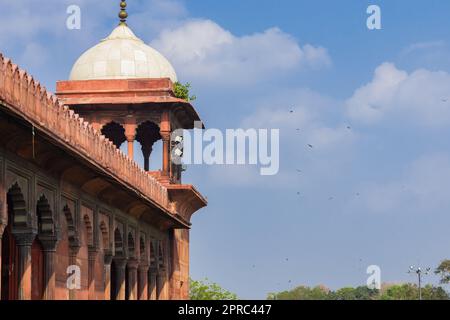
119 1 128 26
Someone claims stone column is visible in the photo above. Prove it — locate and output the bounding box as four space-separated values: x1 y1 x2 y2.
161 132 170 179
13 232 36 300
68 244 80 300
40 238 58 300
113 257 127 300
127 258 138 300
103 252 113 300
88 248 98 300
124 122 137 161
138 264 149 300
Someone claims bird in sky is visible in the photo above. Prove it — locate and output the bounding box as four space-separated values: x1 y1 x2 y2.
308 144 314 148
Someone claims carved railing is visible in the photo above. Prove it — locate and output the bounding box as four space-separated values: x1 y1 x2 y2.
0 53 170 211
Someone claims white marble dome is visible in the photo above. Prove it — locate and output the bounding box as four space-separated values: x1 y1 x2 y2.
69 25 177 82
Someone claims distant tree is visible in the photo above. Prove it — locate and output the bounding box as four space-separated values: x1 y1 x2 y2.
380 283 449 300
435 260 450 284
190 278 238 300
267 283 448 300
268 285 330 300
329 286 379 300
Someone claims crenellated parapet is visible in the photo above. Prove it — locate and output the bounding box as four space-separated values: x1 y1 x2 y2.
0 53 171 213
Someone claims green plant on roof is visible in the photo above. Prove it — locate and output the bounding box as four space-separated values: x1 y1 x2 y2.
173 82 197 102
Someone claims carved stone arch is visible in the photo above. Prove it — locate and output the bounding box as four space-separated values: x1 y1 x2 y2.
139 235 146 261
101 121 126 149
149 240 157 269
36 194 55 236
158 241 165 270
128 232 135 258
83 214 94 248
99 221 109 251
62 204 79 247
114 227 124 257
7 182 31 229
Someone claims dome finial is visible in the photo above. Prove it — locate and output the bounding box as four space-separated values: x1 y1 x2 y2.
119 0 128 26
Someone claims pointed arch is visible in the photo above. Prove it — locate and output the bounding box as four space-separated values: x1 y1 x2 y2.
114 228 123 256
62 204 78 247
83 214 93 248
101 122 126 149
6 182 29 229
136 121 161 171
139 236 146 261
99 221 109 251
36 195 54 235
128 232 135 258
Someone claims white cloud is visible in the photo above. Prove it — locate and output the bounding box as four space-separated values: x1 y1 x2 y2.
151 19 331 86
349 154 450 215
346 62 450 127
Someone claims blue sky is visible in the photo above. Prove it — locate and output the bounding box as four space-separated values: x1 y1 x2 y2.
3 0 450 299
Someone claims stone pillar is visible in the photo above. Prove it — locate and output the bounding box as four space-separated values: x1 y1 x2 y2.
113 257 127 300
148 269 157 300
13 232 36 300
103 252 113 300
40 238 58 300
68 244 80 300
88 248 98 300
161 132 170 179
160 110 171 179
124 122 137 161
138 264 149 300
127 258 138 300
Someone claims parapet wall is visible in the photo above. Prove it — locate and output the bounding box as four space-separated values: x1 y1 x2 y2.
0 53 171 212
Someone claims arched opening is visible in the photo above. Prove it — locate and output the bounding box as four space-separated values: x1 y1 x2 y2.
1 183 27 300
33 195 54 300
114 228 123 257
36 195 54 235
137 236 146 299
1 226 16 300
83 214 93 248
136 121 161 171
99 222 109 251
63 205 78 247
125 232 135 300
111 228 123 300
101 122 126 149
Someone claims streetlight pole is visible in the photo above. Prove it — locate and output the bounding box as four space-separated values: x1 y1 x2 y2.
408 266 431 300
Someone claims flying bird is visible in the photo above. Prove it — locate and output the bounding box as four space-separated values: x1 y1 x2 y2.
308 144 314 148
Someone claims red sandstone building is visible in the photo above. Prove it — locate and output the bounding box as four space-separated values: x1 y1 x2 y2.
0 1 206 300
